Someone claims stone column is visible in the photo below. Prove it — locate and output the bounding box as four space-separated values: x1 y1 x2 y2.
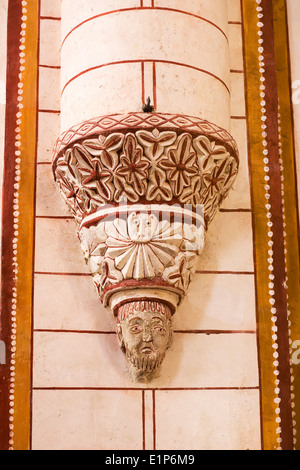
53 0 238 382
60 0 230 132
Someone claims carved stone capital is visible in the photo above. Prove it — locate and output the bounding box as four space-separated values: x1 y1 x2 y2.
52 113 239 381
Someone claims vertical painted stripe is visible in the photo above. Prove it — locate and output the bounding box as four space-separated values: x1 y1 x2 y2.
273 0 300 450
0 0 23 451
13 0 39 450
242 0 296 450
0 0 39 450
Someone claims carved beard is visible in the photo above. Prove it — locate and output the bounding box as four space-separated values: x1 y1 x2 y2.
125 347 166 375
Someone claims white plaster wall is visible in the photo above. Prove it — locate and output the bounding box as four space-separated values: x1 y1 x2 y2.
31 0 261 451
286 0 300 220
0 0 8 281
60 0 231 132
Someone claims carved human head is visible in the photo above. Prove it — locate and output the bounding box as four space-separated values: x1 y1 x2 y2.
116 300 173 382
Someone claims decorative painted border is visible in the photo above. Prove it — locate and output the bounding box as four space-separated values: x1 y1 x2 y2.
242 0 300 450
53 112 239 158
0 0 39 451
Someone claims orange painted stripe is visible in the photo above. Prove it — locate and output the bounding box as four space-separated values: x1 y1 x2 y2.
12 0 39 450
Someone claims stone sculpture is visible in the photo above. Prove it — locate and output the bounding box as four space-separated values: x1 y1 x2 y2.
52 113 239 381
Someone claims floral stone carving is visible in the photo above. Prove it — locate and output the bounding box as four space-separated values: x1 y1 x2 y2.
52 113 239 382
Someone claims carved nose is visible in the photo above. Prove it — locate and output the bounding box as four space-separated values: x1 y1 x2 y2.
143 327 153 342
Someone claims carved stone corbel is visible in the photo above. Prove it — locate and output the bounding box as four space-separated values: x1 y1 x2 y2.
52 113 239 381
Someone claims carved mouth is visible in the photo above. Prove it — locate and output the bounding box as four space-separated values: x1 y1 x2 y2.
141 346 154 354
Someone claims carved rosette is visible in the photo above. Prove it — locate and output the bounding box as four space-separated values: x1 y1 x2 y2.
52 113 239 380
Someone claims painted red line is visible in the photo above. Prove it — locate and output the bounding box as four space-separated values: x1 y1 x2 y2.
230 69 244 73
219 208 252 212
34 272 90 277
142 390 146 450
32 386 260 391
152 390 156 451
35 215 73 220
231 115 246 119
39 64 61 70
174 330 256 335
195 270 254 275
61 7 228 49
33 328 255 335
228 21 242 25
152 62 157 109
40 16 61 21
38 109 60 114
61 59 230 97
34 329 115 335
141 62 145 105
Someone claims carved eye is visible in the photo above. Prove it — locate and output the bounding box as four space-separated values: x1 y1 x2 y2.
130 325 142 333
153 325 166 335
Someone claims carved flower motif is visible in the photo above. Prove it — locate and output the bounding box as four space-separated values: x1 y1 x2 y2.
104 214 183 281
193 135 230 172
202 160 230 198
136 129 177 160
159 134 199 197
73 145 115 205
115 134 150 198
162 253 193 291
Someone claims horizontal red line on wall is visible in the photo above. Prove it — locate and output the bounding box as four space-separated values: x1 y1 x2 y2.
230 69 244 73
34 272 90 276
219 208 252 212
231 115 246 119
38 109 60 114
61 59 230 96
40 16 61 21
33 328 256 335
32 386 260 391
228 21 242 25
34 329 116 335
195 270 254 275
61 7 228 49
39 64 61 70
34 270 254 277
35 215 73 220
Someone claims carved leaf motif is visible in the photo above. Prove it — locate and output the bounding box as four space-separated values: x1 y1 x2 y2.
136 129 177 160
159 134 199 197
82 133 124 170
146 166 173 202
194 135 230 172
115 134 149 197
162 253 192 291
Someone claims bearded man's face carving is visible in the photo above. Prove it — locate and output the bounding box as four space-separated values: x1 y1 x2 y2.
116 302 173 382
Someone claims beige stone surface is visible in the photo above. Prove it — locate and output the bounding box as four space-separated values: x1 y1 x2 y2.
32 389 143 450
155 389 261 450
33 331 258 389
